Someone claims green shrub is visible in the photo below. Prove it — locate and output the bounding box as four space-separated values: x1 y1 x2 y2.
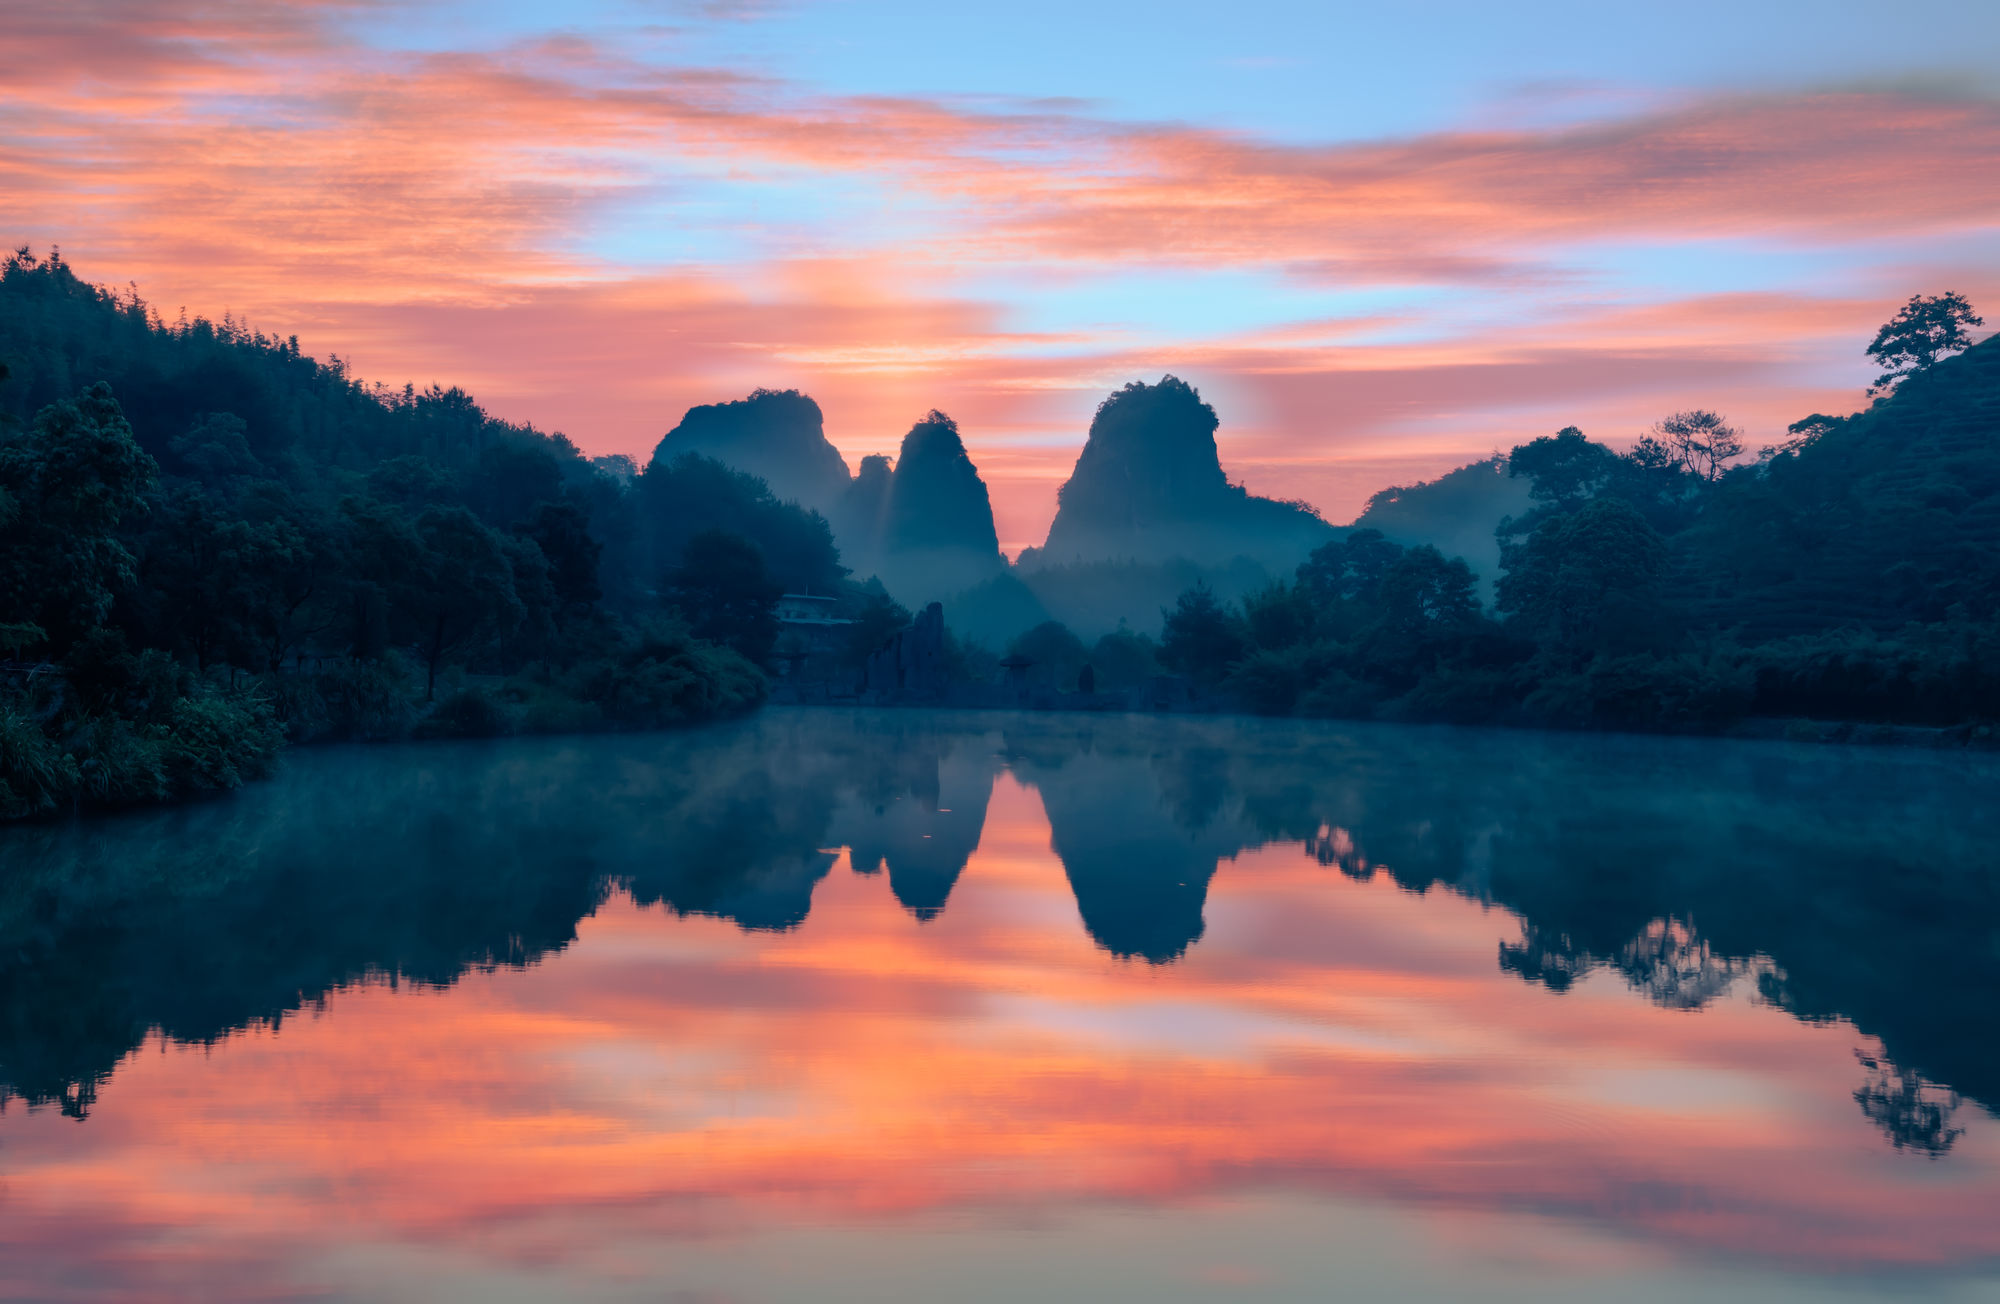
312 656 420 741
1228 644 1341 716
1297 670 1377 720
1521 653 1753 731
70 714 169 808
158 691 284 792
1746 627 2000 724
0 697 78 819
1383 667 1521 725
509 680 605 735
1 678 283 821
415 687 512 739
259 671 334 742
570 625 765 729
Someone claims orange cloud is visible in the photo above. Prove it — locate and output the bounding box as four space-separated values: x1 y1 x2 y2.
3 10 1996 537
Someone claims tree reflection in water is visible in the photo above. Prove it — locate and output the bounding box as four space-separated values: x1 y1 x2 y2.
0 708 1993 1164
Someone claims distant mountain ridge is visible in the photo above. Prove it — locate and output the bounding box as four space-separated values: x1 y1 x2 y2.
1351 456 1533 603
652 376 1336 627
649 392 1008 604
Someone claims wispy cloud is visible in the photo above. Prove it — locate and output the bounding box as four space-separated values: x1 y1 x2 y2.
2 2 1994 532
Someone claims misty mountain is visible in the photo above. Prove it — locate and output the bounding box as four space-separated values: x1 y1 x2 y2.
652 395 1004 605
835 453 893 551
1351 456 1533 602
838 410 1006 605
1033 376 1334 571
650 388 852 512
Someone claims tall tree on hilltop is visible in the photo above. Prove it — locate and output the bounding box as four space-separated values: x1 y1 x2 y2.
1651 410 1743 483
1867 292 1984 394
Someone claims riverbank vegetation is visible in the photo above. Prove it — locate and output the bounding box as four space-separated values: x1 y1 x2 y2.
1134 294 1999 732
2 248 1993 819
0 248 875 818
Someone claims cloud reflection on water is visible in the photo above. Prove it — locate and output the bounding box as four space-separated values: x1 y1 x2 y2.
0 710 1996 1299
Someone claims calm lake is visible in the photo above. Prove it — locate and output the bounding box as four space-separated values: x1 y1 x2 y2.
2 709 1997 1302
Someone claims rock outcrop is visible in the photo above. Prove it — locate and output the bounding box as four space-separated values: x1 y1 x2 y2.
650 388 851 511
1036 376 1332 570
840 411 1006 603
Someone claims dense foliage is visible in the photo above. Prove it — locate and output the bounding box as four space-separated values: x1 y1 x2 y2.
1144 301 2000 733
0 248 886 817
4 250 1992 820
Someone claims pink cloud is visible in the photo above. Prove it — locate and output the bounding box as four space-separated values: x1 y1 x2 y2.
2 12 1995 539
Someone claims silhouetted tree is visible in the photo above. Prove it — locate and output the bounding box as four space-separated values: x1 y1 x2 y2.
168 412 263 481
0 255 779 824
1650 410 1743 482
843 585 912 669
637 453 844 596
1373 545 1479 643
0 383 157 649
1089 626 1160 690
1506 427 1618 512
142 488 258 671
1295 529 1404 641
1159 584 1248 689
467 439 564 528
1008 620 1089 691
1761 412 1843 462
663 530 781 664
1242 582 1314 651
1867 292 1983 394
516 500 602 620
366 455 458 509
1297 529 1400 608
237 508 344 671
407 506 524 699
1498 498 1670 659
1853 1053 1965 1157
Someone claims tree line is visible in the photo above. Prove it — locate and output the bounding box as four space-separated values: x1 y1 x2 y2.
2 248 1990 819
1132 293 1999 731
0 248 899 819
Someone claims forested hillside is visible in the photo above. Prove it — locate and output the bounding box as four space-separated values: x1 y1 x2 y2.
3 250 1990 825
1147 299 1999 732
0 249 875 819
1680 333 2000 637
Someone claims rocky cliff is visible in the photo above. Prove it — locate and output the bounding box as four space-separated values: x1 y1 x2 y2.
1036 376 1332 569
649 388 852 511
842 411 1005 603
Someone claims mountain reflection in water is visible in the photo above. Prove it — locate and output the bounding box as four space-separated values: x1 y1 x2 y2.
1 709 1997 1301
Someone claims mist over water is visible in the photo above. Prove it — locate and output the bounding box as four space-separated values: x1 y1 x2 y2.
2 710 1997 1301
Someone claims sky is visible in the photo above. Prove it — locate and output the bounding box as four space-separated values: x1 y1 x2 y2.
4 1 1999 551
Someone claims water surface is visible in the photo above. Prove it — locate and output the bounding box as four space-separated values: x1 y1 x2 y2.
2 710 1997 1302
